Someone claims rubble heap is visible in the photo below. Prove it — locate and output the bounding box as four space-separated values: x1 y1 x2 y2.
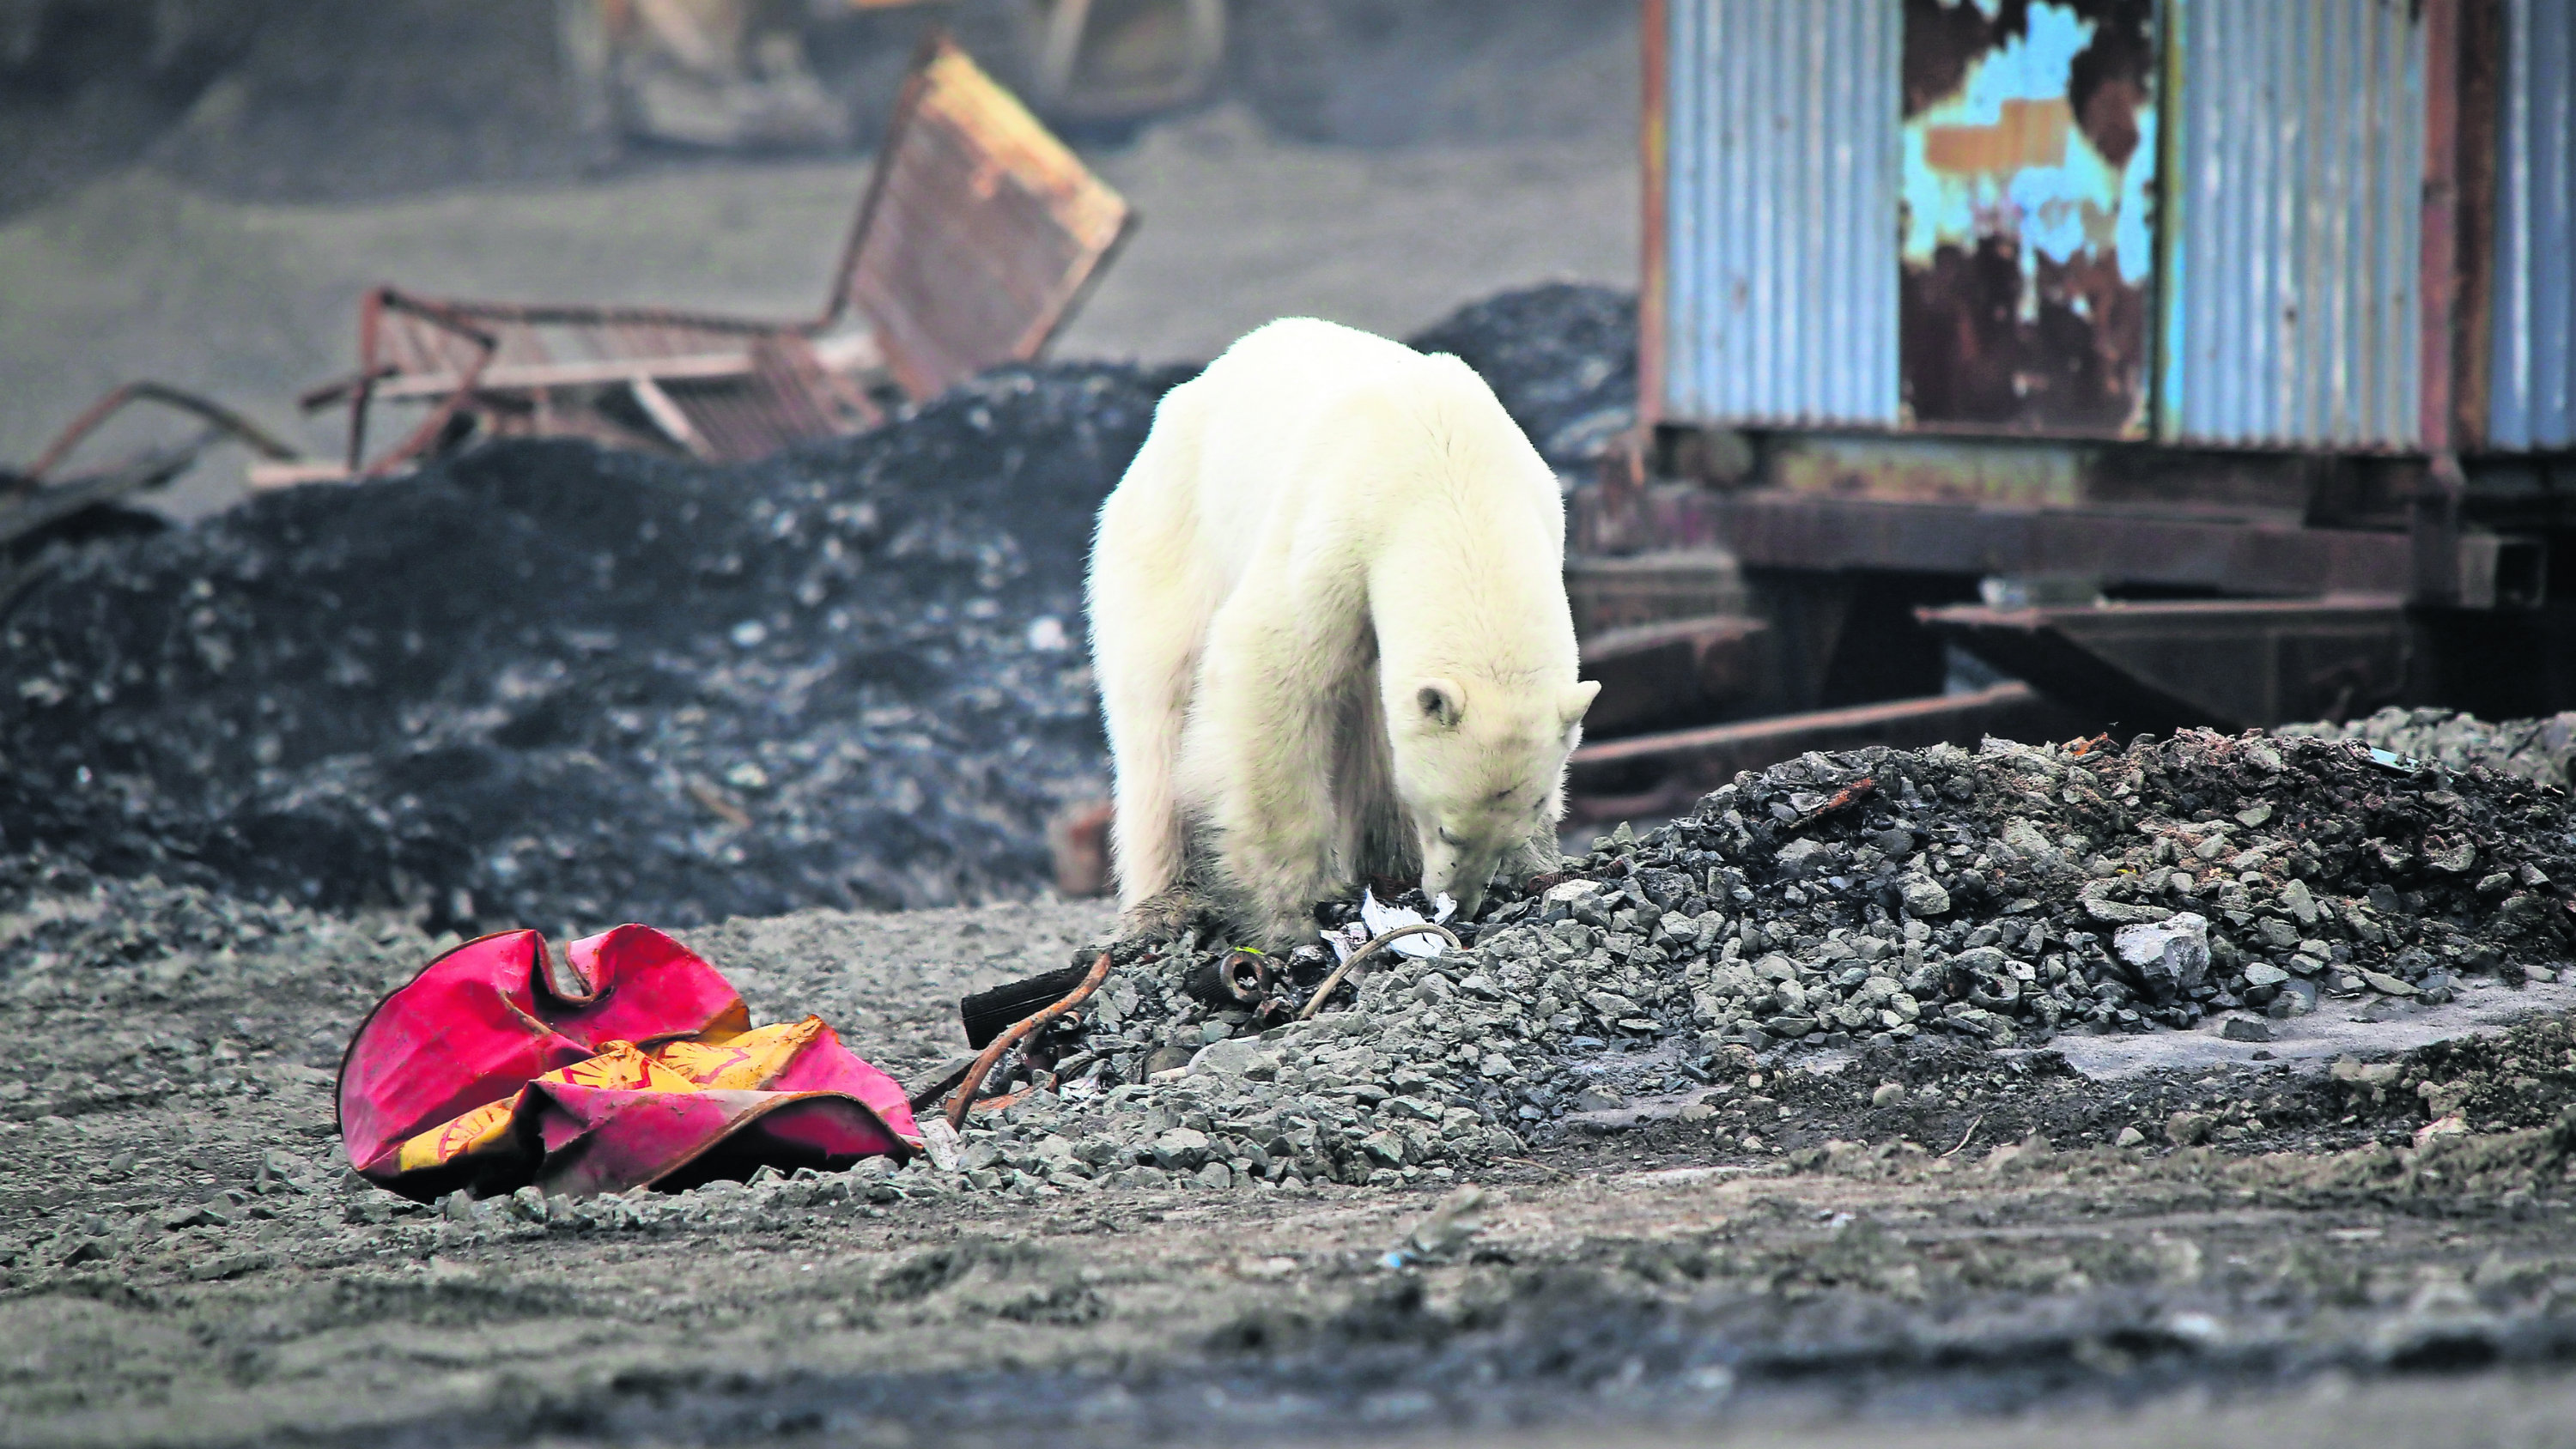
2290 706 2576 791
0 283 1637 931
933 727 2576 1196
0 364 1188 929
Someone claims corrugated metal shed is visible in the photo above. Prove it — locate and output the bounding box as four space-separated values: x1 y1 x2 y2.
2489 0 2576 452
2157 0 2427 451
1659 0 1901 430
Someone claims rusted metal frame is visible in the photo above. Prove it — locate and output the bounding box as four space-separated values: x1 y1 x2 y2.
347 286 386 470
944 949 1110 1130
0 446 199 552
19 380 301 487
626 376 714 459
377 286 784 338
1563 682 2074 824
366 351 762 401
1650 488 2418 597
1637 0 1669 434
355 294 502 479
1577 612 1766 735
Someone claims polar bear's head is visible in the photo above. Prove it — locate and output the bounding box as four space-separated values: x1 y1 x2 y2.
1393 674 1600 919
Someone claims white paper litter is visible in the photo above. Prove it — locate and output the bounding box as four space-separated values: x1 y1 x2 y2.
1361 888 1449 959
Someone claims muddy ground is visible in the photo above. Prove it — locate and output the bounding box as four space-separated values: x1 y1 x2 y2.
8 882 2576 1447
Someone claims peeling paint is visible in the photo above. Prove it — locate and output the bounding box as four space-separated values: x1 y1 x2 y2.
1899 0 2158 436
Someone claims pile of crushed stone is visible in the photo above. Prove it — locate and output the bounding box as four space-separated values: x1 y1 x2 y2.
2289 706 2576 791
924 726 2576 1197
0 285 1633 934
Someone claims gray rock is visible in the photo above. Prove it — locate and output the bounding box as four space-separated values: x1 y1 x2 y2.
2114 913 2210 1000
1571 1085 1624 1113
2266 977 2320 1018
1188 1038 1282 1080
1899 876 1952 917
1151 1128 1211 1171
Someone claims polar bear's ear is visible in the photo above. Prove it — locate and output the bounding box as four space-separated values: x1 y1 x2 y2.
1559 680 1602 730
1415 679 1465 730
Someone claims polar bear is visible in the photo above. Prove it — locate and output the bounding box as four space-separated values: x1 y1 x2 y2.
1087 317 1599 947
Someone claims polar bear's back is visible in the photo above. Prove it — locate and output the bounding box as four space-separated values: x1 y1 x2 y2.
1164 318 1558 573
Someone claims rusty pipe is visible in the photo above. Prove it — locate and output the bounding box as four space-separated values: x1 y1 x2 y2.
944 949 1111 1130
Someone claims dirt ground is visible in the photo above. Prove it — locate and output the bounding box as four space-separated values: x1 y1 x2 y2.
0 99 1636 520
8 883 2576 1447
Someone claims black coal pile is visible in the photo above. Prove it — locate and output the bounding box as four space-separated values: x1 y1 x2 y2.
0 363 1190 931
2290 706 2576 791
1406 282 1636 472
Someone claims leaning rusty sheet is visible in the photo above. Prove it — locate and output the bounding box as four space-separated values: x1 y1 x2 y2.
1900 0 2158 436
837 41 1134 403
307 40 1129 476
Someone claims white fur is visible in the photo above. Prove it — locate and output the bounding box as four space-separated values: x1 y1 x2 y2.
1086 317 1598 946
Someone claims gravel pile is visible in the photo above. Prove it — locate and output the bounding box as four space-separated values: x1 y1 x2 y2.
2288 706 2576 791
931 725 2576 1197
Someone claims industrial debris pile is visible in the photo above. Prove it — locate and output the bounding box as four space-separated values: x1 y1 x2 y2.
925 725 2576 1197
0 363 1185 929
0 284 1636 936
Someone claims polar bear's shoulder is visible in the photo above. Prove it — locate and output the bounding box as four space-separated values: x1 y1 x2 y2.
1192 318 1502 438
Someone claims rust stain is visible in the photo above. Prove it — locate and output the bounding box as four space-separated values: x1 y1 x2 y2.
1923 96 2074 173
1899 0 2159 438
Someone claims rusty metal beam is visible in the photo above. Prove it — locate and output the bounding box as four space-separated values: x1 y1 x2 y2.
1579 613 1765 736
1611 487 2418 598
1564 682 2084 825
1917 595 2411 735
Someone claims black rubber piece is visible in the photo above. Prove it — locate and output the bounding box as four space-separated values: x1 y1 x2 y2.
959 963 1091 1050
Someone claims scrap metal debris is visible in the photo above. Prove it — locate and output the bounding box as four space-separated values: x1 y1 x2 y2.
3 382 305 556
289 37 1133 479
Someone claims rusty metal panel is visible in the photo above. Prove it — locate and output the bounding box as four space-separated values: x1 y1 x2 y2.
1660 0 1902 429
1642 487 2421 596
2159 0 2427 450
836 39 1134 403
1900 0 2161 437
2489 0 2576 452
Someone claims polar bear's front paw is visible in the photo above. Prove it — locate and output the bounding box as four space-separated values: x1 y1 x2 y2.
1252 906 1323 954
1118 884 1221 944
